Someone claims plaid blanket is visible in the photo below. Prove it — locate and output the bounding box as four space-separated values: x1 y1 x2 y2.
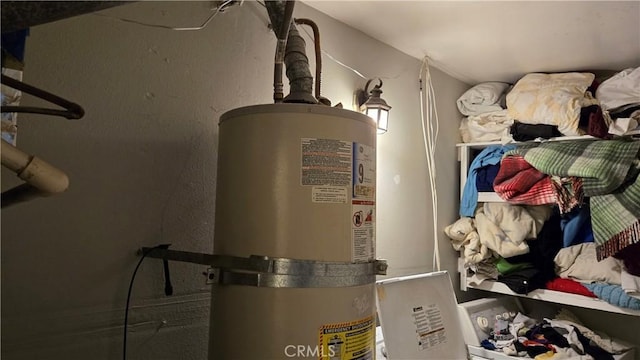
494 154 583 213
510 139 640 260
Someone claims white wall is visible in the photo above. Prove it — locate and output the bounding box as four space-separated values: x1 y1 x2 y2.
0 1 468 359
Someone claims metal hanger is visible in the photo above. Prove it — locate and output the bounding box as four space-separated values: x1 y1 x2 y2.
1 74 84 119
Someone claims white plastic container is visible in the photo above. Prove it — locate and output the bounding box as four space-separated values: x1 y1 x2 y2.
375 271 635 360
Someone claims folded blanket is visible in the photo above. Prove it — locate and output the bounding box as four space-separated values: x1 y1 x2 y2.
457 82 510 116
460 109 514 143
510 139 640 260
584 283 640 310
494 154 584 213
507 72 595 136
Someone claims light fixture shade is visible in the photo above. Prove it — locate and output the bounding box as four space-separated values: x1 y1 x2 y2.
365 105 389 134
361 86 391 134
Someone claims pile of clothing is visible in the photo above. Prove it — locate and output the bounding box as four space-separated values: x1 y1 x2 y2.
479 309 634 359
456 68 640 143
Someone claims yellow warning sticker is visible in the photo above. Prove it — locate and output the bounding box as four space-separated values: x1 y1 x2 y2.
318 315 375 360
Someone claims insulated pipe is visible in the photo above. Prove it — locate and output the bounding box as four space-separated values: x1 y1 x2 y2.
265 1 316 104
294 18 325 104
1 139 69 203
282 26 316 104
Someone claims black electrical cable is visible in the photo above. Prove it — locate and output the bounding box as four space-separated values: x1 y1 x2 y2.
123 245 165 360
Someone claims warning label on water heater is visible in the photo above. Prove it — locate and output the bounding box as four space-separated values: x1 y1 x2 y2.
319 316 375 360
301 138 352 186
352 200 375 262
312 186 348 204
352 142 375 263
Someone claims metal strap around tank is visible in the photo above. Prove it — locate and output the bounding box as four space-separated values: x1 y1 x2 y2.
138 248 388 288
216 271 376 288
210 255 388 288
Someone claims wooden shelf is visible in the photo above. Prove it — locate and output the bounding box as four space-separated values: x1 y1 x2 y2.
467 280 640 317
477 192 504 202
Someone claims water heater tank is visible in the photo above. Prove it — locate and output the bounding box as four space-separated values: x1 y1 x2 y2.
209 103 378 360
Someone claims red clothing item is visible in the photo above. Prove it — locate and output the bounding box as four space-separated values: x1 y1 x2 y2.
494 155 555 205
493 154 583 214
546 277 597 298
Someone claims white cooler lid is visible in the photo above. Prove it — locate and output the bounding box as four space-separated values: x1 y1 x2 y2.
375 271 468 360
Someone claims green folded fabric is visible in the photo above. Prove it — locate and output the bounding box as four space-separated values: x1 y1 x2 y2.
496 257 533 275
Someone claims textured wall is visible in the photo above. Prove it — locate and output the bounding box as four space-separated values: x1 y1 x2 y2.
0 1 467 359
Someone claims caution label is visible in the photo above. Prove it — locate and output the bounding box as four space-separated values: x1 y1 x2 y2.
352 200 375 262
319 316 375 360
312 186 348 204
412 304 447 351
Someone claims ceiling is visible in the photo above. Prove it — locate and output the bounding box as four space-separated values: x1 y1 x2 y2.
2 1 638 85
303 1 640 84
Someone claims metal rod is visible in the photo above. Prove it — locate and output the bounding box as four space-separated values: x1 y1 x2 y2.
140 247 217 266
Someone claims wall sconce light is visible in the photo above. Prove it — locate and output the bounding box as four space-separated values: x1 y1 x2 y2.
356 78 391 134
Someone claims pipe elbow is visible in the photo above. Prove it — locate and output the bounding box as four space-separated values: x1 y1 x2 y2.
18 156 70 194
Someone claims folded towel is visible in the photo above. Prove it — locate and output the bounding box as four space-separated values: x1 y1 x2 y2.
584 283 640 310
457 82 510 116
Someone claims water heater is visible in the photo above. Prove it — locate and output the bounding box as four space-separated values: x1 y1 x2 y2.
209 103 380 359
